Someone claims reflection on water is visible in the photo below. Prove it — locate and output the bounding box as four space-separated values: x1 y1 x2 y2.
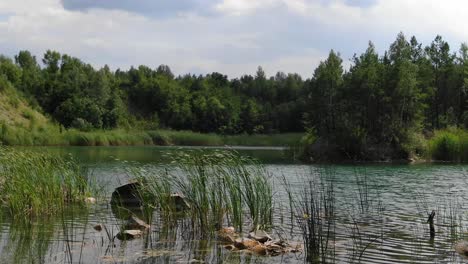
1 146 468 263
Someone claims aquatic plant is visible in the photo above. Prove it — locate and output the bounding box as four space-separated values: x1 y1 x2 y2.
284 168 336 263
0 147 95 218
131 150 273 234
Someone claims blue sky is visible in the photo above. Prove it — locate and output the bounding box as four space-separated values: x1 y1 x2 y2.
0 0 466 78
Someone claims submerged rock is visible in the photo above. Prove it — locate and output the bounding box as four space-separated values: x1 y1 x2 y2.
124 215 150 230
116 230 143 240
111 182 143 207
93 224 103 231
455 241 468 257
248 230 272 243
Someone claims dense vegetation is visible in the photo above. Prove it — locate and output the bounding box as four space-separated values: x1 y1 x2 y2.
0 32 467 160
0 147 94 218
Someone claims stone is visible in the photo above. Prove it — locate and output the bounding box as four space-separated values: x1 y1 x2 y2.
248 230 272 243
250 244 267 255
170 193 190 211
84 197 96 204
93 224 103 231
111 182 143 207
124 215 150 230
116 230 142 240
224 245 236 251
234 238 260 250
217 227 237 243
455 241 468 257
219 226 235 234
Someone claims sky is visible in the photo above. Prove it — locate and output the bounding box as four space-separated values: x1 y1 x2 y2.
0 0 467 78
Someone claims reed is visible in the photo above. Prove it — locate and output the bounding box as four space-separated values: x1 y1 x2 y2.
130 150 273 234
0 147 94 219
284 168 336 263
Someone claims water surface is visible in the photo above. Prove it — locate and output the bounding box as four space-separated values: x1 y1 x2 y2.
2 146 468 263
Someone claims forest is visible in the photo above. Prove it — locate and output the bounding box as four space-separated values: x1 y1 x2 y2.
0 33 467 160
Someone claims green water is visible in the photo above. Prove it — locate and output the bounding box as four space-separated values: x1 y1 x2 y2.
1 146 468 263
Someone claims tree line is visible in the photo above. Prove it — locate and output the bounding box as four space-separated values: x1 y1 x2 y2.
0 33 467 158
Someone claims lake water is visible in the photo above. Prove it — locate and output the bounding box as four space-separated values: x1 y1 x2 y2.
1 146 468 263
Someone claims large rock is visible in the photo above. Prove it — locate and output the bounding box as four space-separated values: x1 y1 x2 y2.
116 230 143 240
124 215 150 230
111 182 143 207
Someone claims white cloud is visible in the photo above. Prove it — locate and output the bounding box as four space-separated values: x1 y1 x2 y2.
215 0 280 16
282 0 468 41
0 0 467 79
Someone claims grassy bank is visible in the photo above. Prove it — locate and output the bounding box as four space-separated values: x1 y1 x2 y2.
0 124 303 147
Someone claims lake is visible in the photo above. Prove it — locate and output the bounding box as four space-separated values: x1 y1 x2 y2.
1 146 467 263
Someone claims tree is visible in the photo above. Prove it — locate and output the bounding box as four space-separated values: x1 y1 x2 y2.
306 50 343 139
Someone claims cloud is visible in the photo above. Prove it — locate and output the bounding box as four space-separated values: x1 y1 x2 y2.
61 0 217 18
0 0 467 79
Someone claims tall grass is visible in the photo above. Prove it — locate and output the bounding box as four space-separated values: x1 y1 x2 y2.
130 150 273 234
0 147 94 218
428 129 468 162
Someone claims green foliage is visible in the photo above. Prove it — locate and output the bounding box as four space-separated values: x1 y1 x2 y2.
428 129 468 162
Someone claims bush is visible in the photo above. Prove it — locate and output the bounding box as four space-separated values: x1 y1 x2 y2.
428 129 468 162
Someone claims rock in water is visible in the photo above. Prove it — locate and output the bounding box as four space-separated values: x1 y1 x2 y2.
124 215 150 230
116 230 143 240
111 182 143 207
85 197 97 204
455 241 468 257
217 227 237 243
170 193 190 211
248 230 272 243
93 224 103 231
251 244 267 255
234 238 260 250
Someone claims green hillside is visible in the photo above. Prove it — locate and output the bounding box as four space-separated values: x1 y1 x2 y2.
0 78 62 145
